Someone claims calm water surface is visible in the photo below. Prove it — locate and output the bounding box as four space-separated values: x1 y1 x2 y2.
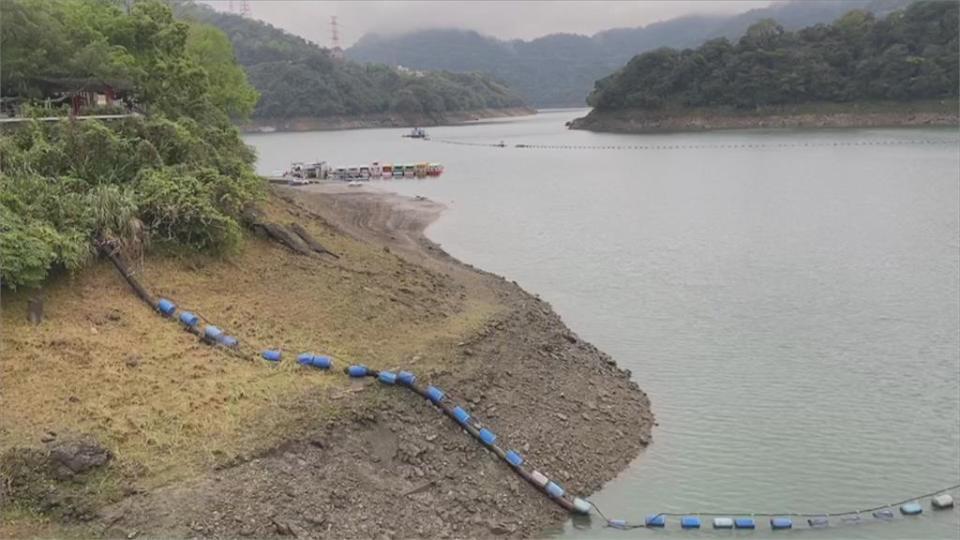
247 110 960 539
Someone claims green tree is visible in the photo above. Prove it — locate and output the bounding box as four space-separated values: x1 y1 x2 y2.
586 0 958 112
0 0 262 290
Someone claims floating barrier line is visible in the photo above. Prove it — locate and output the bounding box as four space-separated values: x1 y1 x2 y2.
650 482 960 517
431 137 959 152
599 483 960 530
344 366 583 514
103 237 960 533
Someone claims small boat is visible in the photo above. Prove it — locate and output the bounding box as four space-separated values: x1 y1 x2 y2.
414 162 428 178
403 164 415 178
426 163 444 177
382 164 393 179
347 180 363 187
402 127 428 139
284 161 329 181
370 162 382 179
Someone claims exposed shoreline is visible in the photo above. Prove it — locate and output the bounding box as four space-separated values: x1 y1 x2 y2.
241 107 537 133
1 183 653 538
569 103 960 133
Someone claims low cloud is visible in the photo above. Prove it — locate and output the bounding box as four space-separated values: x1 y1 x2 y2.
202 0 771 47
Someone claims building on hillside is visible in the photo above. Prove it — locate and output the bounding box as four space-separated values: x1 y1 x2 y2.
1 77 136 118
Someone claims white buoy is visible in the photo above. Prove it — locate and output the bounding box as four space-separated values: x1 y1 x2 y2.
932 494 955 509
713 517 734 529
572 497 592 514
529 470 549 488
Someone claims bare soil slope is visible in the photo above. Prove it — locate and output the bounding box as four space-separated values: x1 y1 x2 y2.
1 186 653 538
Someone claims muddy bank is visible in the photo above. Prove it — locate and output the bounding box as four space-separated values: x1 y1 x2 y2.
569 103 959 133
1 184 653 538
242 107 537 133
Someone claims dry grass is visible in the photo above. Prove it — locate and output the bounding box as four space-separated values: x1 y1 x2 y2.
0 194 502 515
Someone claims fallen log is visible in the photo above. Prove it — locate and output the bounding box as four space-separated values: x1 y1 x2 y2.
289 222 340 259
242 208 313 256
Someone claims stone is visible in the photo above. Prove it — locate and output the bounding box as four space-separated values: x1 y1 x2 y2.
49 436 111 475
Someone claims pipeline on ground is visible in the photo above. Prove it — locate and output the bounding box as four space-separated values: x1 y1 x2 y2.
101 237 960 533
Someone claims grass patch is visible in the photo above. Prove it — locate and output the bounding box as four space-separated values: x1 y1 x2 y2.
0 194 502 532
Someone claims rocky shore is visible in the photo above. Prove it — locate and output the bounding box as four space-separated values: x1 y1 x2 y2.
241 107 537 133
569 103 959 133
0 184 653 538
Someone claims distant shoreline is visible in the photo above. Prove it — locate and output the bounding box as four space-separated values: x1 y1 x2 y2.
568 101 959 133
241 107 536 133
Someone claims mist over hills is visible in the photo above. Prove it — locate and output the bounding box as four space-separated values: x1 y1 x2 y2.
347 0 916 107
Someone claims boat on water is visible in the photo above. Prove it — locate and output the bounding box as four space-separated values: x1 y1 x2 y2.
402 127 429 139
282 161 329 183
282 160 443 183
347 180 363 187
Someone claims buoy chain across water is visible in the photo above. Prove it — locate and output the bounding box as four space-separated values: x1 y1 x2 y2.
430 138 957 152
599 485 959 531
146 291 960 533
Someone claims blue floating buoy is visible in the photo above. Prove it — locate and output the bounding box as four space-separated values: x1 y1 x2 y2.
156 298 176 317
734 517 756 529
545 481 565 499
808 516 829 528
770 517 792 530
297 353 314 365
873 509 895 520
451 406 471 426
712 517 734 529
608 519 628 529
378 371 397 384
178 311 199 327
478 428 496 446
262 350 281 362
347 364 368 377
397 371 416 385
645 514 665 528
309 355 332 369
680 516 701 529
425 385 445 404
900 502 922 515
220 336 238 348
203 325 223 342
504 450 523 467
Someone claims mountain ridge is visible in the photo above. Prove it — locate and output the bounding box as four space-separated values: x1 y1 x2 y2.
347 0 916 107
173 1 530 127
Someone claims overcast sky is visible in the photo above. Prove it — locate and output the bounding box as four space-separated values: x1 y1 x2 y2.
203 1 774 47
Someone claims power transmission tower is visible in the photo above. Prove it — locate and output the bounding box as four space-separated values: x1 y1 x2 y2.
228 0 251 18
330 16 344 60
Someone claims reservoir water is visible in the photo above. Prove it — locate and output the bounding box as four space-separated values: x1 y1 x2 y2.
247 110 960 539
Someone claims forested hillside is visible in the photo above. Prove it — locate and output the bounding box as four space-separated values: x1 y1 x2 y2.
173 2 527 120
0 0 261 289
586 1 958 111
347 0 914 107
